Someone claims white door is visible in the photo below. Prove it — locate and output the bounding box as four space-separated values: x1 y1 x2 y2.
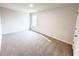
0 20 1 51
73 12 79 56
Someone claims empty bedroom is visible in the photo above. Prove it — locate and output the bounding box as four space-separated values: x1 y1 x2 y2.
0 3 79 56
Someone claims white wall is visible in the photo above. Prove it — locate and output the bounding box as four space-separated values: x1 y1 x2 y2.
1 7 30 34
31 5 78 45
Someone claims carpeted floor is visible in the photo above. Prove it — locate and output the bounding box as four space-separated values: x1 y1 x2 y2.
0 30 73 56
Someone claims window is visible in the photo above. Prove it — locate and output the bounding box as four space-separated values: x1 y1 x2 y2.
32 13 38 27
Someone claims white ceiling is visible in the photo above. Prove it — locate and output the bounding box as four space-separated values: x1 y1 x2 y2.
0 3 74 13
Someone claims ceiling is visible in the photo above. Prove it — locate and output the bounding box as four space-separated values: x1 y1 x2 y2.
0 3 74 13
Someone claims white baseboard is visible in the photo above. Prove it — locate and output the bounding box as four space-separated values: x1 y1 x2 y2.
2 30 30 35
32 30 73 45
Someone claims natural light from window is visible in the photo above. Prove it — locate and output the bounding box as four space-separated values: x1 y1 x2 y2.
32 14 37 27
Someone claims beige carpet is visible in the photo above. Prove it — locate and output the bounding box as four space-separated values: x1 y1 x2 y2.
0 31 72 56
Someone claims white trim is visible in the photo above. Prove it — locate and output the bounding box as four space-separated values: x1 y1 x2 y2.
2 30 30 35
32 30 72 45
43 33 72 45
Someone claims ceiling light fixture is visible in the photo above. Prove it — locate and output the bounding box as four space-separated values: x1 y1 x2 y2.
29 4 34 8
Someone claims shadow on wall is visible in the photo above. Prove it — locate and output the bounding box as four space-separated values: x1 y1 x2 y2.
31 29 73 56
